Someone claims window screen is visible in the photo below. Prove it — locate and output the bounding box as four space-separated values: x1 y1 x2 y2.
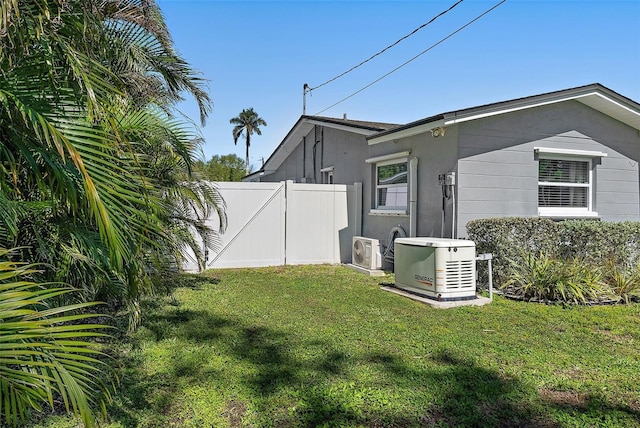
538 159 589 208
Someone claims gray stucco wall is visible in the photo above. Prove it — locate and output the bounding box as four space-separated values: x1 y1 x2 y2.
362 128 459 265
262 125 370 185
265 139 304 182
456 100 640 236
260 99 640 268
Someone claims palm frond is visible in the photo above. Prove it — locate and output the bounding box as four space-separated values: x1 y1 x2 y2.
0 249 112 427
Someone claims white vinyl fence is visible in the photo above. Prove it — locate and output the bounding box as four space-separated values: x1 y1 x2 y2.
181 181 362 272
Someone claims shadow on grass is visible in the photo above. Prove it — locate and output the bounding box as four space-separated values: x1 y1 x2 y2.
106 278 640 428
365 350 542 427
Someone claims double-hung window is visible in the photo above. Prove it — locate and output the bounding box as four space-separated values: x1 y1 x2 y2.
366 151 411 214
376 160 408 210
536 148 606 218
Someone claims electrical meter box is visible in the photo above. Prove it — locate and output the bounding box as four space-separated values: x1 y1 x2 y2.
394 237 476 301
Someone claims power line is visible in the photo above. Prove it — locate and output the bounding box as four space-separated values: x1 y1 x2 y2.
314 0 507 116
308 0 465 93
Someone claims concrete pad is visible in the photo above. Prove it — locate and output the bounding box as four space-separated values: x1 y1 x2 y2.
346 263 386 277
381 285 492 308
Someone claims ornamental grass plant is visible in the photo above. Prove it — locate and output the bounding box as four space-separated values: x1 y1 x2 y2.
504 251 608 303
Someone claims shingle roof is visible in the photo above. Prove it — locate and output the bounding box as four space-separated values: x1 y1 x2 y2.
307 115 400 132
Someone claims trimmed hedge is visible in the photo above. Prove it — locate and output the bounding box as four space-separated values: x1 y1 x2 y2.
466 217 640 289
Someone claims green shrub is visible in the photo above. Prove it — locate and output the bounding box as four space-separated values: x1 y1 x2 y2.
504 251 564 301
560 258 607 303
467 218 640 292
559 220 640 266
467 217 560 288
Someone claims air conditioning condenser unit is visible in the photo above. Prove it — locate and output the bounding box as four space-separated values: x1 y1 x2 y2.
352 236 382 270
394 237 476 301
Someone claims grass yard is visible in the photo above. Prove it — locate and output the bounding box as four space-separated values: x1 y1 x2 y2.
35 265 640 427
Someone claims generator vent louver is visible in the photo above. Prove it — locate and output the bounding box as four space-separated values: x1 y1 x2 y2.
445 260 475 289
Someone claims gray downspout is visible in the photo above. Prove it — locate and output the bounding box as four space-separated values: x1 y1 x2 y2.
409 157 418 237
451 172 457 239
320 127 325 172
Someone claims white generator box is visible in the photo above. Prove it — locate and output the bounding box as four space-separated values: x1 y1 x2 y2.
394 237 476 301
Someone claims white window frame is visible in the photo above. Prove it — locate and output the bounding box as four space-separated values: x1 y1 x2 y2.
535 148 607 218
321 166 334 184
368 159 408 215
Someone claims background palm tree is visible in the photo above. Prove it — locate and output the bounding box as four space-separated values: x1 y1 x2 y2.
230 108 267 175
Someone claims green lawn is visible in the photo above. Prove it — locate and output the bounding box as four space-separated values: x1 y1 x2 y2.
35 265 640 427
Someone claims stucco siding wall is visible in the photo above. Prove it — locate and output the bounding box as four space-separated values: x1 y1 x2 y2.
457 145 538 234
595 154 640 221
264 137 305 182
322 127 371 185
261 126 370 184
362 128 459 261
457 100 640 235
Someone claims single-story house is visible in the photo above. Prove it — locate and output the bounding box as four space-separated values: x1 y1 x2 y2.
246 83 640 262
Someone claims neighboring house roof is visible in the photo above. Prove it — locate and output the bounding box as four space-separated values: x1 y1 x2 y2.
368 83 640 145
248 115 400 179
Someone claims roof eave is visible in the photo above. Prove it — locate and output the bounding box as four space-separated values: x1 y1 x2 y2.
367 83 640 145
305 118 385 136
367 115 445 145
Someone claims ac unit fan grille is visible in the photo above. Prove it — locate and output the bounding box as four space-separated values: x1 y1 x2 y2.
444 260 475 289
352 237 381 270
353 239 369 265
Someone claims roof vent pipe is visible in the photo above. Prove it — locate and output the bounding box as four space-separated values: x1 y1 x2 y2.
343 113 347 120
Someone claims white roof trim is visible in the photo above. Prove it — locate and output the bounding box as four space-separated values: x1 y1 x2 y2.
261 117 389 175
534 147 608 157
305 119 380 136
368 119 445 145
588 92 640 117
365 150 411 164
320 166 334 172
443 92 602 126
368 86 640 145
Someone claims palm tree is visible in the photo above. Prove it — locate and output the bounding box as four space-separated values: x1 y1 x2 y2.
0 0 224 307
230 108 267 175
0 0 226 423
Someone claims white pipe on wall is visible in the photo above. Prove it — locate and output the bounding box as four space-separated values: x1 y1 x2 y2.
451 185 456 239
409 157 418 237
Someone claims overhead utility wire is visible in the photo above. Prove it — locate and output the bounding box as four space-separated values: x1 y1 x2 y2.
314 0 507 116
307 0 465 92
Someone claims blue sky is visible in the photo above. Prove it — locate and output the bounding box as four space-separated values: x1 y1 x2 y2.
157 0 640 171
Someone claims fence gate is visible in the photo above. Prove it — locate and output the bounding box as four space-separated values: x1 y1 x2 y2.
181 181 361 272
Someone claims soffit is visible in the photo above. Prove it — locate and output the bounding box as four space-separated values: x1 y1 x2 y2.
368 84 640 145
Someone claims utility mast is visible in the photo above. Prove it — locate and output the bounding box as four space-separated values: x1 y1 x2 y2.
303 83 310 115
